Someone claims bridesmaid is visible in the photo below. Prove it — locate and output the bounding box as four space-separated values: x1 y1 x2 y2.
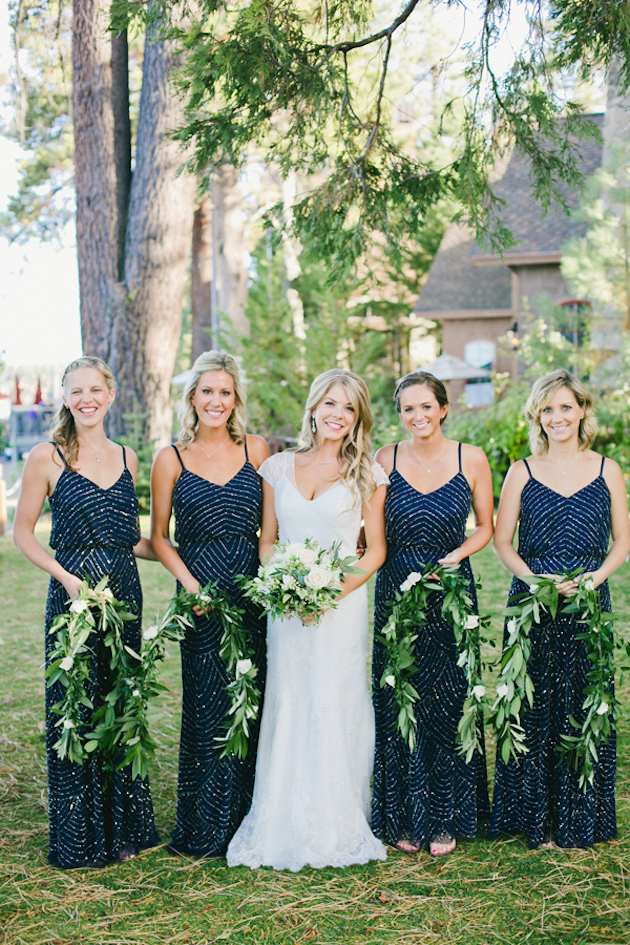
372 371 493 856
490 369 630 848
13 356 159 868
151 349 269 858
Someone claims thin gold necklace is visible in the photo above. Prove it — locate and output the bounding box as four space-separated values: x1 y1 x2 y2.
196 434 230 460
410 441 445 474
81 440 107 464
550 451 580 476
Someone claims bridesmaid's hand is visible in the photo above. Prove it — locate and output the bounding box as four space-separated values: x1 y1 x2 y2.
61 573 83 600
182 578 208 616
438 549 463 567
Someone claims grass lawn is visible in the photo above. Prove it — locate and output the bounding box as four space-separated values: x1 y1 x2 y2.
2 518 630 945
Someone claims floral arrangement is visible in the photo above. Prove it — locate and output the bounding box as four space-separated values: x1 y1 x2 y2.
241 538 360 625
492 571 616 790
47 576 259 779
378 563 492 759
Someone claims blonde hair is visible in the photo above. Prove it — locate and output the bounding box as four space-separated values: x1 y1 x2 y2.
50 356 115 470
178 350 247 447
525 369 597 454
296 369 376 502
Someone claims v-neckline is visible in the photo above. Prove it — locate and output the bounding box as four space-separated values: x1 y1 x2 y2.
393 468 466 498
526 474 604 501
290 453 342 503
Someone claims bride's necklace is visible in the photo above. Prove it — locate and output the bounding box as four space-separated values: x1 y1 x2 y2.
309 451 340 482
410 441 445 474
550 451 580 476
196 434 230 461
81 440 107 464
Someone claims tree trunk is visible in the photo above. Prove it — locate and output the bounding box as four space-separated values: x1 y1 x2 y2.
191 196 213 358
190 166 248 358
73 0 196 446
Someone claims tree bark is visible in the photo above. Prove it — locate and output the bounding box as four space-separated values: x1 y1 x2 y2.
73 0 195 446
191 196 213 358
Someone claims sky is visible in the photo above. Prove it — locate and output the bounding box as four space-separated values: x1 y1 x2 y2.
0 4 81 381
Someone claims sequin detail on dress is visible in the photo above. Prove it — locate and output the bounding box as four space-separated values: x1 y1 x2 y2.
169 443 266 858
489 457 615 849
45 447 159 868
372 443 489 850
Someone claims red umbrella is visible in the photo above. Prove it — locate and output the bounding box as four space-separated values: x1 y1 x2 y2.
34 378 43 405
14 375 21 405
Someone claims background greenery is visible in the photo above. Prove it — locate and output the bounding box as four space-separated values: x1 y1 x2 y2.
2 520 630 945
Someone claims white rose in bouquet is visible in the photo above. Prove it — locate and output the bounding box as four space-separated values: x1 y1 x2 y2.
298 547 318 567
305 567 333 590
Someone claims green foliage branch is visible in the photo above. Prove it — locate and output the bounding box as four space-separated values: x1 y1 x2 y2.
378 563 492 761
492 571 618 791
46 575 260 778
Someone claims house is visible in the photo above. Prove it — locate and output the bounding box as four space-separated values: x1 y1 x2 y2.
413 114 605 402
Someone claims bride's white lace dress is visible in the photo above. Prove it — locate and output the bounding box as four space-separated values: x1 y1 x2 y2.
227 451 388 871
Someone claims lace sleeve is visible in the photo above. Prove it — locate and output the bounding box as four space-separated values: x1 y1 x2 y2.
258 451 293 487
371 460 390 489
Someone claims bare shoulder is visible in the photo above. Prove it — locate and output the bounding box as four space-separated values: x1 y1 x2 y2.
460 442 490 471
246 434 271 469
600 453 624 485
375 443 396 475
25 441 62 473
152 444 180 475
503 458 531 490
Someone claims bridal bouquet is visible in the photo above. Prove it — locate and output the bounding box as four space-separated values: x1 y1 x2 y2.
242 539 361 625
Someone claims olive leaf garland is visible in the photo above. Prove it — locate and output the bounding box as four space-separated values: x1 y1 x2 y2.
379 564 492 759
46 577 260 779
491 571 617 791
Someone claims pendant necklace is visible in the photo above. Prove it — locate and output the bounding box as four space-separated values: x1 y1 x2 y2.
552 451 580 476
83 441 107 464
197 434 230 460
410 441 445 474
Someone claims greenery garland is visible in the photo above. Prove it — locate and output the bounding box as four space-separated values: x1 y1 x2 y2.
378 563 492 760
491 570 617 792
46 576 260 779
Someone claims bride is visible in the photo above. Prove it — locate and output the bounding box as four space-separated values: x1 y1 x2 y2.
227 369 388 871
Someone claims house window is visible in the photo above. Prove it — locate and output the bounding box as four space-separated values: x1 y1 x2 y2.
464 340 494 406
555 300 591 347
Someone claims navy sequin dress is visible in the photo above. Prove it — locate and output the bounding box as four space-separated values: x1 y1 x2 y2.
372 444 489 849
45 446 159 868
489 457 616 848
169 442 266 857
372 444 489 846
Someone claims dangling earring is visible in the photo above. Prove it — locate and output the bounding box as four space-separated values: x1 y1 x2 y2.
310 415 317 434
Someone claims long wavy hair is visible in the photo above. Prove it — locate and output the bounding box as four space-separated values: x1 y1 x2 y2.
178 350 247 448
50 356 115 470
296 369 376 502
525 369 597 454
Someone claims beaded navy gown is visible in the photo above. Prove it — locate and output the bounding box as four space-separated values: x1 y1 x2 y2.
489 457 616 848
169 442 266 858
45 446 159 868
372 444 489 849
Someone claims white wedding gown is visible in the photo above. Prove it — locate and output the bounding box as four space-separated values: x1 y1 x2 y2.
227 451 388 871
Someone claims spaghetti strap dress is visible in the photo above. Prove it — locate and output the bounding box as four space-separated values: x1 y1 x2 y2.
372 443 489 849
489 456 616 848
45 446 159 868
169 441 266 858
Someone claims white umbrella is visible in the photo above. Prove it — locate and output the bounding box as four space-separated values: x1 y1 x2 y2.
419 353 492 381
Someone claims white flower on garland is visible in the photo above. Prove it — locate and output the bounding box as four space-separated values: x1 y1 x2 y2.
70 599 89 614
471 684 486 700
63 719 75 729
496 683 510 699
400 572 423 593
597 701 609 716
507 617 517 634
464 614 480 630
584 578 595 591
384 675 396 688
236 658 253 676
143 625 159 640
60 656 74 672
528 584 538 594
